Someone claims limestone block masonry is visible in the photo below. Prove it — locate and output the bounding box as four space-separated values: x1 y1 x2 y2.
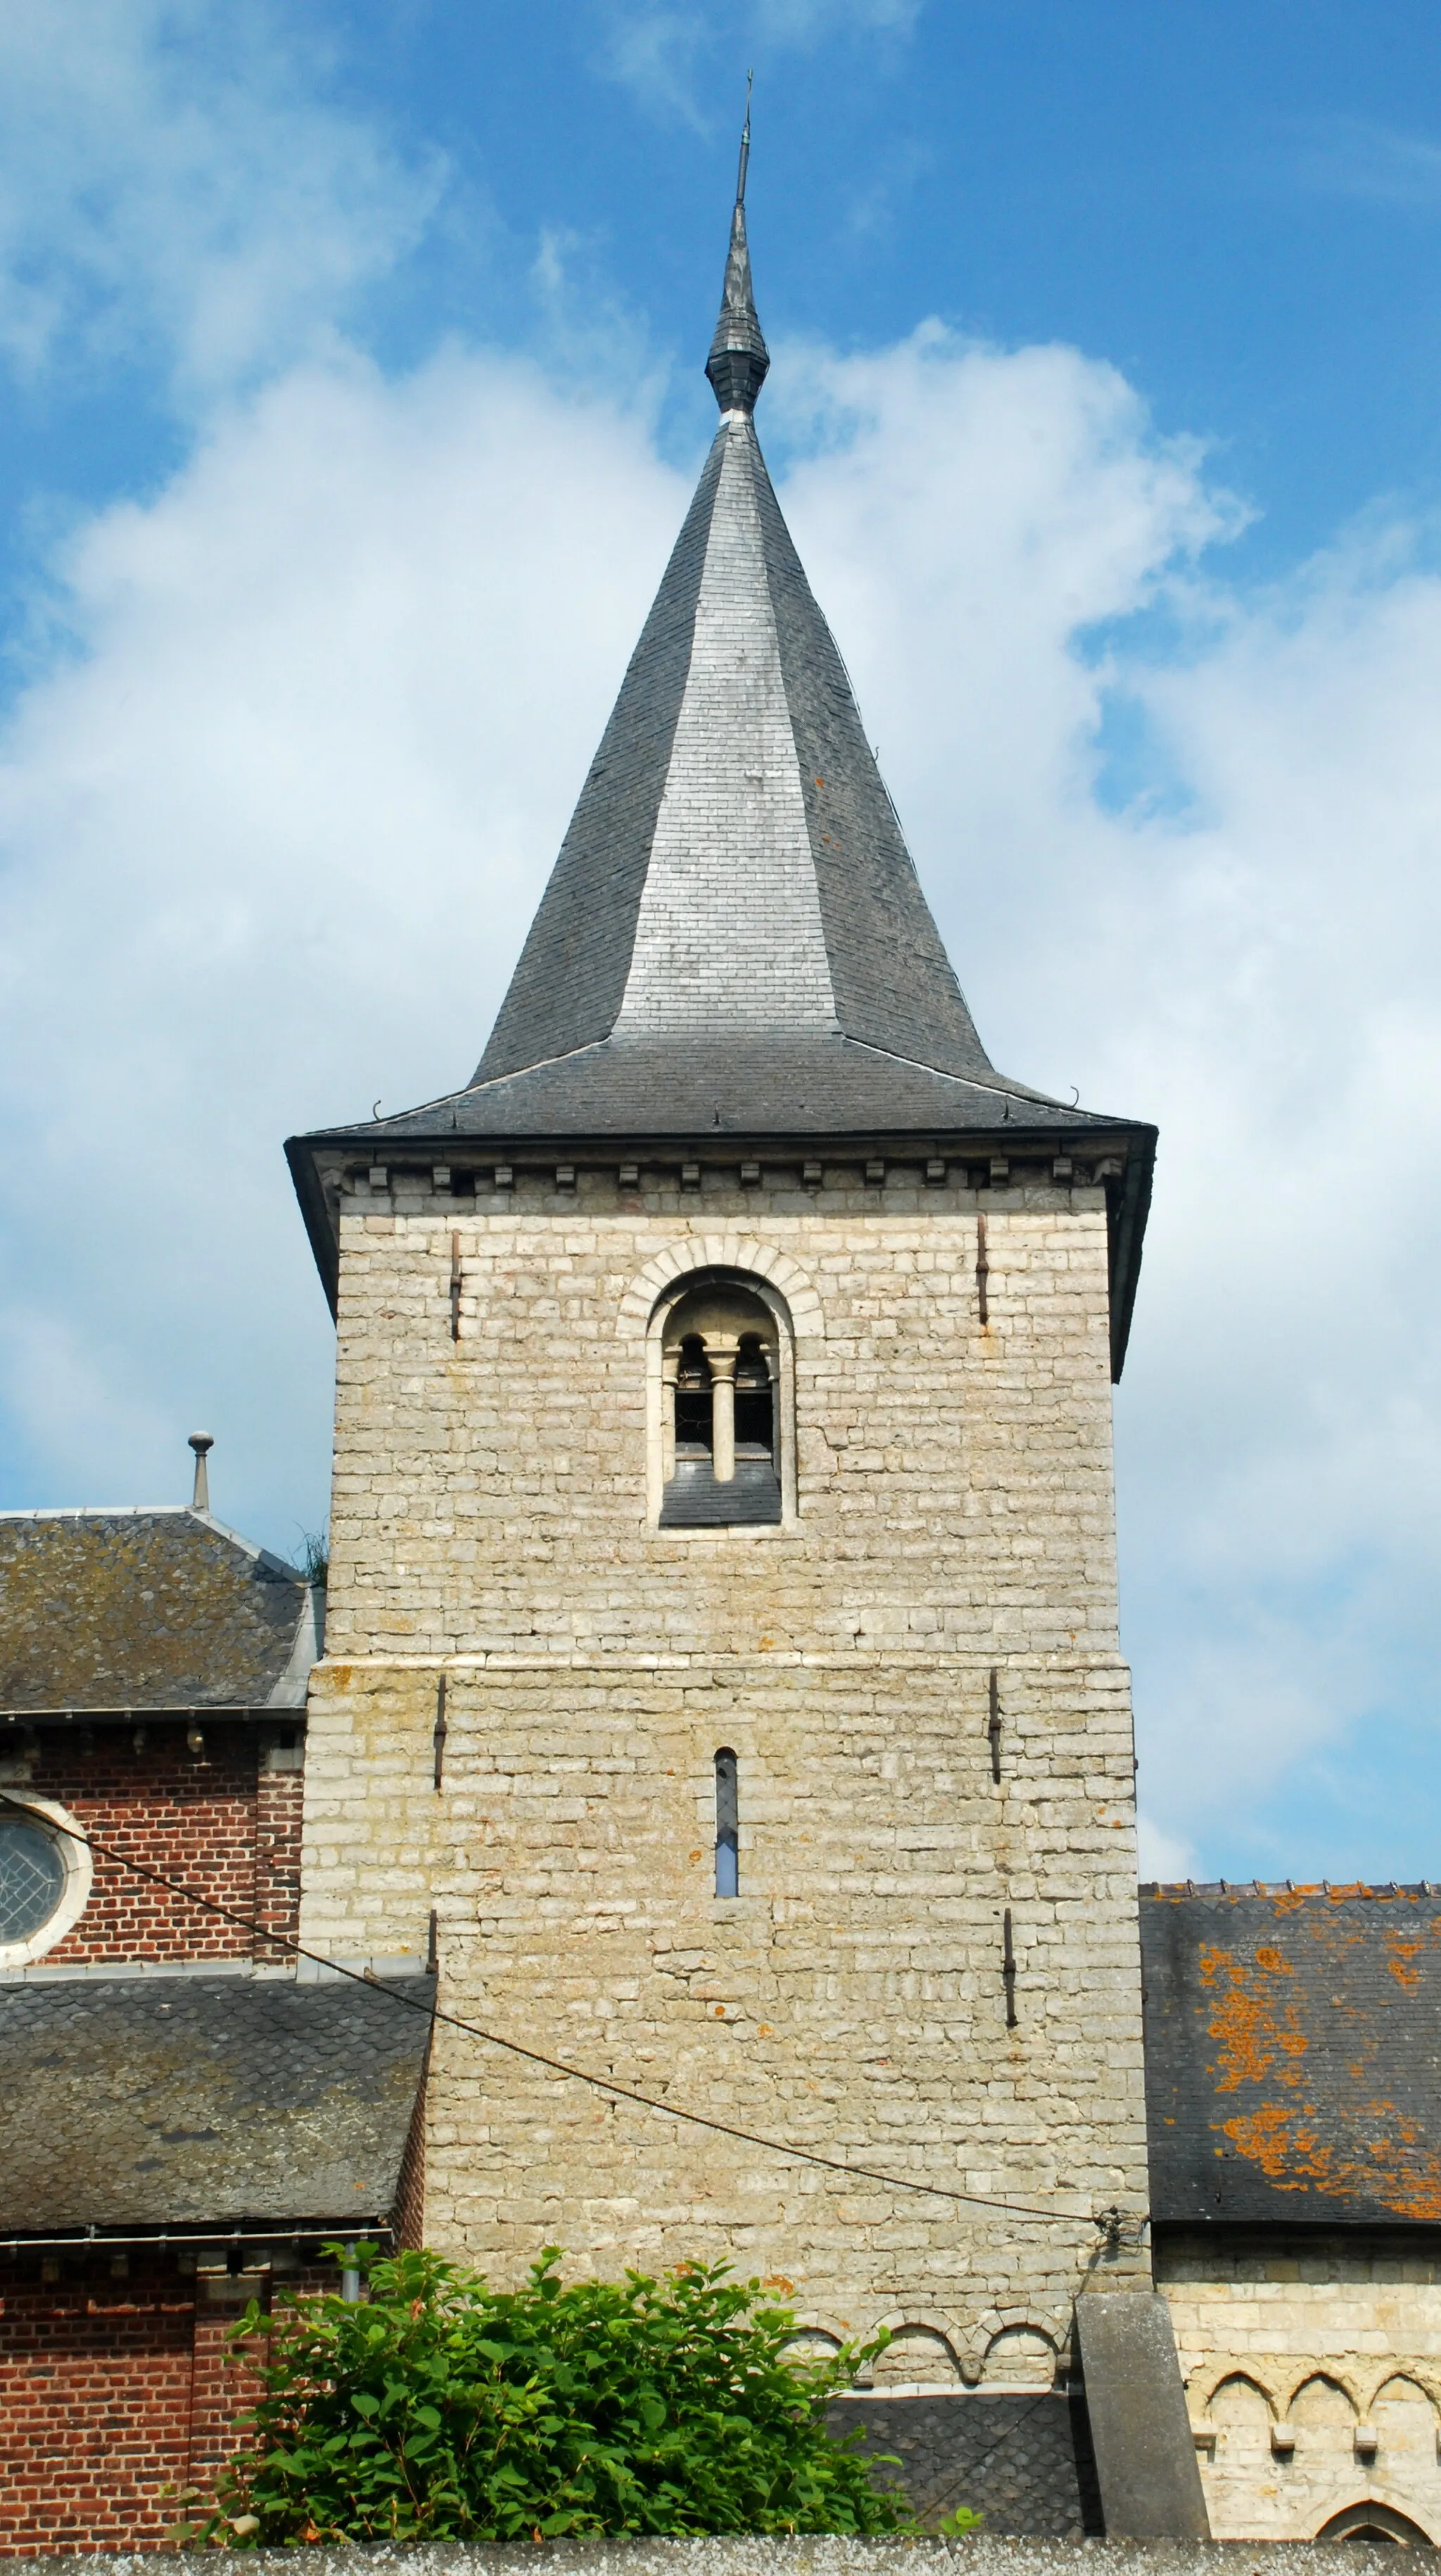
1161 2236 1441 2543
301 1166 1150 2354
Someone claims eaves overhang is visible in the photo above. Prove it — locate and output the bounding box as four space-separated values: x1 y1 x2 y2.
1 1704 306 1727
287 1111 1156 1380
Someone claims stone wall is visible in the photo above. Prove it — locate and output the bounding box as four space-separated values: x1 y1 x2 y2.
1 2532 1418 2572
1159 2231 1441 2544
319 1168 1122 1662
301 1168 1148 2349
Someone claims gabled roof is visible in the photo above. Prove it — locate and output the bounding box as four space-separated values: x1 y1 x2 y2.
1141 1883 1441 2226
287 163 1155 1363
0 1509 321 1716
0 1972 432 2231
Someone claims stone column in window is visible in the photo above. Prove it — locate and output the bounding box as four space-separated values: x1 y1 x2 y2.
661 1348 679 1484
709 1339 739 1481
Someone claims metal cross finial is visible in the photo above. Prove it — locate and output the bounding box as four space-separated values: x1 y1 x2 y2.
736 69 753 206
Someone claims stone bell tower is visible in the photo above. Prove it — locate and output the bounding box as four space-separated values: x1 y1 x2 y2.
286 134 1159 2392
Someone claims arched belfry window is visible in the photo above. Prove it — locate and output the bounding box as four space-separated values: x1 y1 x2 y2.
648 1272 794 1529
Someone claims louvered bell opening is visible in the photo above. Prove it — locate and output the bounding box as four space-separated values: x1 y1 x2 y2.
661 1295 782 1528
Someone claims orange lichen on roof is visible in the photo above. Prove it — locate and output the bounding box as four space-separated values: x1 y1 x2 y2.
1143 1886 1441 2226
1200 1942 1307 2093
1217 2105 1441 2222
1200 1918 1441 2219
1222 2103 1319 2190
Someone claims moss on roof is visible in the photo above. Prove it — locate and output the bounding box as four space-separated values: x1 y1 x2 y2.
0 1510 312 1711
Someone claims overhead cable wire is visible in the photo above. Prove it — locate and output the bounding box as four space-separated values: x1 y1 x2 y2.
0 1791 1130 2238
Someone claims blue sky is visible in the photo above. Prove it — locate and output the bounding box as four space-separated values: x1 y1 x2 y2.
10 3 1441 585
2 0 1441 1885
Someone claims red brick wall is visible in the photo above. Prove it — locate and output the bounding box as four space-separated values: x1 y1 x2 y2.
1 2251 214 2553
0 1729 327 2551
19 1722 303 1965
0 2247 333 2556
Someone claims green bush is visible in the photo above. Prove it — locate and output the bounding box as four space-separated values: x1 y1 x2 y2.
185 2245 934 2545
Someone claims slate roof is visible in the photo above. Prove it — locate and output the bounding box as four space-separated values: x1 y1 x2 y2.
0 1972 433 2231
286 179 1155 1362
1141 1883 1441 2227
834 2392 1102 2538
470 402 1004 1102
0 1509 321 1715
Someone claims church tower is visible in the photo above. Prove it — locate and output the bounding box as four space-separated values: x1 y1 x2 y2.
287 139 1157 2387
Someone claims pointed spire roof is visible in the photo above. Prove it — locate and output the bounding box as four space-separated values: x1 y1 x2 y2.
468 101 1010 1117
289 134 1155 1369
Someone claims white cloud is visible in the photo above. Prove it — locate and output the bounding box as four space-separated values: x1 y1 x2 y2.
2 306 1440 1873
0 345 686 1528
597 0 920 122
0 0 440 400
770 329 1441 1871
1284 113 1441 210
1136 1814 1196 1885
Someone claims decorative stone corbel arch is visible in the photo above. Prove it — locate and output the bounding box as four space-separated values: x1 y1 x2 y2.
1367 2366 1441 2417
616 1235 824 1340
1285 2368 1364 2425
964 2301 1071 2387
981 2321 1060 2390
1319 2499 1441 2548
785 2309 853 2354
1198 2366 1278 2423
620 1237 823 1529
863 2310 965 2391
1190 2360 1281 2420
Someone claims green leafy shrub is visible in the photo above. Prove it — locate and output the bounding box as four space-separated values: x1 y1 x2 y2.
186 2245 935 2545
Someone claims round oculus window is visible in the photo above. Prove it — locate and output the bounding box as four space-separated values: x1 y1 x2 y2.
0 1813 68 1944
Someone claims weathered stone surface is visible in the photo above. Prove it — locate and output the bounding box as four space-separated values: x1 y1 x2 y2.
1159 2233 1441 2543
1072 2296 1209 2539
300 1173 1150 2353
6 2534 1418 2576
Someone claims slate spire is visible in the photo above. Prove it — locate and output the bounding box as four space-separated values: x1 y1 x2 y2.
706 79 769 416
288 131 1157 1368
471 126 1005 1104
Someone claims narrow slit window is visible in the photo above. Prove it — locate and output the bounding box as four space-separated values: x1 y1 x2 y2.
714 1747 738 1897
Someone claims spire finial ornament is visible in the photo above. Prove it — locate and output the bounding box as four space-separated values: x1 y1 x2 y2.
706 72 769 414
736 65 753 205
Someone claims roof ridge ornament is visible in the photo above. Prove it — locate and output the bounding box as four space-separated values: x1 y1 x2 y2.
706 72 770 416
